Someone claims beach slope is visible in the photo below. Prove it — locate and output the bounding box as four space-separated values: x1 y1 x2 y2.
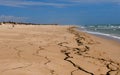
0 25 120 75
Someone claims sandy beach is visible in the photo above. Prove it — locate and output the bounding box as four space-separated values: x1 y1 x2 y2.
0 24 120 75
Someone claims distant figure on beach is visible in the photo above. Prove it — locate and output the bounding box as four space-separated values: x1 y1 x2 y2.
12 24 15 28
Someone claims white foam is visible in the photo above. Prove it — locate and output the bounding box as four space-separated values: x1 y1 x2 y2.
84 31 120 40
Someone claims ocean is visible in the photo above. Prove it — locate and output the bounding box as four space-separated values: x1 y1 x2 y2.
79 24 120 40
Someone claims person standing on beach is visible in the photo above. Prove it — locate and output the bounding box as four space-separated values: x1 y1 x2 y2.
12 24 15 28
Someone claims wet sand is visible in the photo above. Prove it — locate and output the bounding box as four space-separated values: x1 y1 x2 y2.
0 24 120 75
91 33 120 44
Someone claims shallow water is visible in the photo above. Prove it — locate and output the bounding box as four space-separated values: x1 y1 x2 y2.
80 24 120 41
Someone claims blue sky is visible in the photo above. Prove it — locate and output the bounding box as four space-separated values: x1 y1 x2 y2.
0 0 120 25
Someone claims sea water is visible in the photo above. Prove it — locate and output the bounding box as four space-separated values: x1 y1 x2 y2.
79 24 120 40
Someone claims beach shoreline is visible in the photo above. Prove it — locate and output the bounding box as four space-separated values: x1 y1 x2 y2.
0 24 119 75
76 26 120 44
85 31 120 43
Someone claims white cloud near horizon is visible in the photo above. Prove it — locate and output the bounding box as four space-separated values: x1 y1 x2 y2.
0 15 28 22
0 0 69 8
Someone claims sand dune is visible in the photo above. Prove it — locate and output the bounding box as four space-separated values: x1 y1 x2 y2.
0 24 120 75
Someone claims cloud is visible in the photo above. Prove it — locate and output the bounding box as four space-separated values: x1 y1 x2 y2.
63 0 120 4
0 0 69 7
0 0 120 8
69 0 120 3
0 15 28 22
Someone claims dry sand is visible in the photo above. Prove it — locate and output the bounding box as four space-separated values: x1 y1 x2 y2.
0 24 120 75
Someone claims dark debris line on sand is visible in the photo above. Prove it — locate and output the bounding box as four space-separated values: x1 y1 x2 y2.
58 27 120 75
